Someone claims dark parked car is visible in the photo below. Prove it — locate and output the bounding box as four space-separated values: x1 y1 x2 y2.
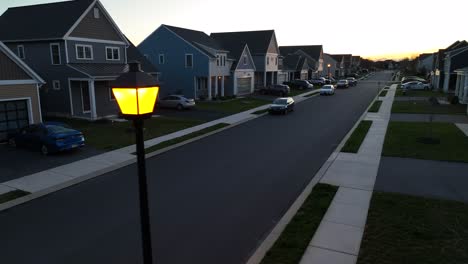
309 77 326 86
286 79 314 90
325 77 336 84
259 84 290 96
8 122 85 155
336 79 349 88
346 77 357 86
268 97 295 115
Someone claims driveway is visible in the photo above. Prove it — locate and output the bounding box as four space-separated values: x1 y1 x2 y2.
376 156 468 203
0 144 103 182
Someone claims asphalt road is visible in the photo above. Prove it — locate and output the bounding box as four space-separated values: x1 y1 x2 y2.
0 71 393 264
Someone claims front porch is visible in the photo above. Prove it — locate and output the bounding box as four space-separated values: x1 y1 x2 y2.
254 71 277 88
454 68 468 115
195 75 230 100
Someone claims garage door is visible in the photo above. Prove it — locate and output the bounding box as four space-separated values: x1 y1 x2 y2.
0 100 29 141
277 73 287 84
237 77 252 95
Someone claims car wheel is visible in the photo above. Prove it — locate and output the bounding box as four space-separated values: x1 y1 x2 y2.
176 104 183 111
8 138 16 148
41 145 49 155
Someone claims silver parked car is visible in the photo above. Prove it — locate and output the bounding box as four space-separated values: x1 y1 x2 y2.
401 81 431 90
159 95 196 110
320 84 335 95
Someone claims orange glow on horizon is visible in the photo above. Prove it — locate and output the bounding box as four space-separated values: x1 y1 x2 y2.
363 48 440 61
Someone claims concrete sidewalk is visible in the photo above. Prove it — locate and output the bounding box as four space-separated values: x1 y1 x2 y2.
0 90 319 206
298 84 397 264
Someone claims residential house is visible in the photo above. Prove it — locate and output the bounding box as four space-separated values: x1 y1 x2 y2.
281 54 310 81
454 68 468 111
0 0 132 120
442 45 468 93
279 45 323 78
323 53 337 78
351 56 361 73
0 41 45 141
138 25 231 100
209 34 256 96
432 41 468 91
211 30 280 89
416 53 433 75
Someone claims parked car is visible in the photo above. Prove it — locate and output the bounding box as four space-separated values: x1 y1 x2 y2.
287 79 314 90
8 122 85 155
320 84 335 95
401 76 427 83
259 84 290 96
325 77 336 84
159 95 196 110
336 79 349 88
309 77 326 86
346 77 357 86
268 97 295 115
401 81 431 90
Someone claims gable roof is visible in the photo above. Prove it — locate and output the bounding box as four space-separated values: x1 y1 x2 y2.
210 30 275 55
125 37 159 73
0 41 44 83
163 25 226 58
282 54 304 71
210 33 248 60
279 45 322 61
0 0 93 41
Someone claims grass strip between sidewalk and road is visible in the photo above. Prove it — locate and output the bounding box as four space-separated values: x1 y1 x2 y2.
341 120 373 153
357 191 468 264
368 100 382 113
392 100 467 115
379 90 388 97
383 121 468 163
142 123 230 154
0 190 30 204
395 89 444 97
260 184 338 264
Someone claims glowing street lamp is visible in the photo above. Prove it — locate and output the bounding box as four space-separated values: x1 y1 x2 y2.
112 61 159 264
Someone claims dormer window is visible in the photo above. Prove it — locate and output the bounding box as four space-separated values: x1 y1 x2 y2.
216 55 220 66
93 8 100 19
267 56 270 65
76 44 93 60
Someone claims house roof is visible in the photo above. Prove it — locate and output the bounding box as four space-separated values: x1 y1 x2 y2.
210 34 247 60
163 25 226 58
126 37 159 73
67 63 127 79
331 54 353 67
210 30 275 55
0 0 94 41
279 45 322 61
455 67 468 72
0 41 45 83
282 54 303 71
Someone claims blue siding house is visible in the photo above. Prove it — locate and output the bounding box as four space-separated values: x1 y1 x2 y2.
138 25 231 100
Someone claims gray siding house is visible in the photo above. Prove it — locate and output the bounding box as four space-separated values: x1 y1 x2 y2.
279 45 324 78
138 25 231 100
0 41 45 141
323 53 338 78
211 30 280 89
0 0 138 120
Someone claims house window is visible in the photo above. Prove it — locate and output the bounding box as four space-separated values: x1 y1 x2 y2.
216 55 220 66
17 45 25 59
267 56 269 65
93 8 100 19
185 54 193 68
159 54 165 64
52 80 61 90
106 47 120 61
109 87 116 101
243 55 247 65
275 57 278 65
222 56 226 66
50 43 61 65
76 44 93 60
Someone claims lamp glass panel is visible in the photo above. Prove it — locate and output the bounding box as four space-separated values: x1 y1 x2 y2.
137 87 159 115
112 88 138 115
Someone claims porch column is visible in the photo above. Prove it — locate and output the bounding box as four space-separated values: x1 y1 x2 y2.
214 76 218 97
89 80 97 120
221 76 225 97
193 76 197 99
207 76 212 100
234 77 238 95
464 73 468 103
455 74 461 95
263 72 267 87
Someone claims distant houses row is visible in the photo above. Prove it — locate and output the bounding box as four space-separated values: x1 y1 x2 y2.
413 40 468 103
0 0 366 140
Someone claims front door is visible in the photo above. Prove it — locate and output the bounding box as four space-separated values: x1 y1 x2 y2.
81 82 90 113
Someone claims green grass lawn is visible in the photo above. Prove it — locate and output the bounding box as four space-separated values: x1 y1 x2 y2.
341 120 373 153
143 123 229 154
0 190 30 204
395 89 444 97
392 100 467 115
358 191 468 264
383 121 468 162
45 117 204 151
196 97 269 114
261 184 338 264
368 101 382 113
379 90 388 97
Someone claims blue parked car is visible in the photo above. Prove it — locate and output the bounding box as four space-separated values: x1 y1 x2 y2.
8 122 85 155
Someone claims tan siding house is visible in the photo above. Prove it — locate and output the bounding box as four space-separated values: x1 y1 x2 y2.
0 41 45 141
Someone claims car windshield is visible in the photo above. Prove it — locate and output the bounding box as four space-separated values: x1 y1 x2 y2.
46 125 76 134
323 85 333 89
273 99 288 105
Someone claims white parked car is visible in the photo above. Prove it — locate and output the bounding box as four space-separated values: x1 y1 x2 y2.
320 84 335 95
401 81 431 90
159 95 196 110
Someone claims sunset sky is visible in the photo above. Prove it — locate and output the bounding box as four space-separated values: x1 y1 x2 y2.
1 0 466 60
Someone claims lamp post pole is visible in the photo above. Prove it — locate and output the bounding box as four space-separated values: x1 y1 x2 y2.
327 64 331 78
134 118 154 264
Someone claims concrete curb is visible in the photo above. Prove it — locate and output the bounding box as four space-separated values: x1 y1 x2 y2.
0 91 321 212
244 80 385 264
